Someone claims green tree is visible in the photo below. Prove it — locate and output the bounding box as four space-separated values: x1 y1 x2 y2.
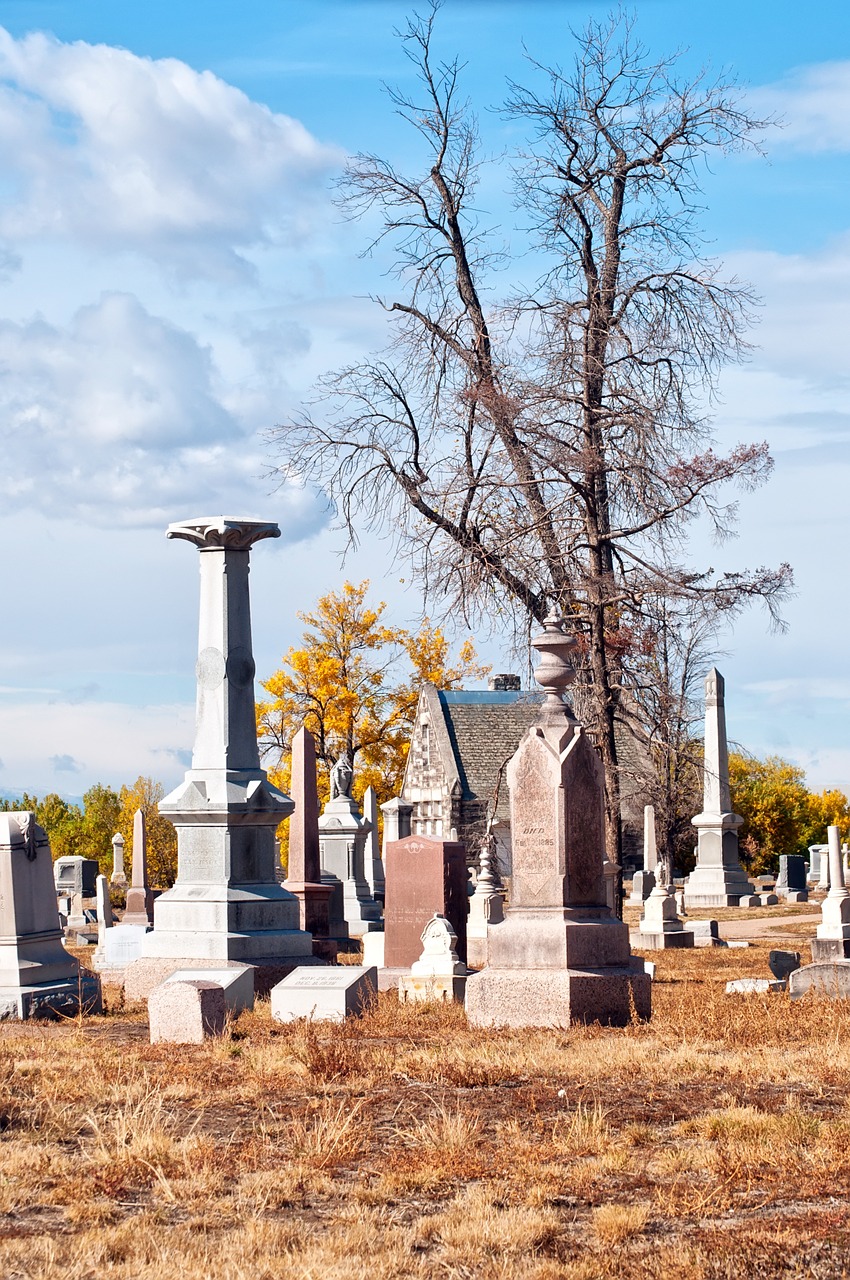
79 784 121 869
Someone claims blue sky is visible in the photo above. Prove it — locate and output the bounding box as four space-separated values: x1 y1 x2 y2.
0 0 848 797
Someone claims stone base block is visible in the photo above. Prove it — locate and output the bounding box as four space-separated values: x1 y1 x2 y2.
361 932 385 970
464 966 651 1029
0 970 102 1021
399 974 467 1004
166 966 254 1014
124 954 326 1005
376 966 409 992
811 937 850 963
738 895 762 909
759 893 780 907
149 980 227 1044
725 978 785 994
465 934 488 970
630 928 694 950
782 890 809 904
790 960 850 1000
271 966 377 1023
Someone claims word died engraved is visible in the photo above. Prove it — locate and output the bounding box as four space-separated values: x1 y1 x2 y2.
512 746 558 876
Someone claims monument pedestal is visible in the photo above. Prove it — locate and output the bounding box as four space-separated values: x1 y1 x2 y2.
464 616 650 1030
0 813 102 1019
319 794 382 940
631 883 694 951
130 518 317 995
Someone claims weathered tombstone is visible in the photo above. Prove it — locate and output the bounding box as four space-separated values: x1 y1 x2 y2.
808 844 827 888
466 831 505 968
399 913 468 1003
684 670 757 909
284 726 334 952
122 809 154 927
726 978 785 994
165 965 254 1014
270 966 377 1023
789 960 850 1001
811 825 850 961
383 835 468 969
54 856 98 900
769 949 801 981
111 833 127 888
689 919 724 947
148 980 227 1044
817 840 831 892
363 786 385 907
91 874 114 966
318 754 382 941
775 855 808 903
632 810 693 951
464 615 650 1028
0 813 102 1018
628 806 657 904
130 518 316 997
381 797 413 857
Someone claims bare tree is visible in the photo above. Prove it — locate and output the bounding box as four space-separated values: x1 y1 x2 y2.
269 5 792 876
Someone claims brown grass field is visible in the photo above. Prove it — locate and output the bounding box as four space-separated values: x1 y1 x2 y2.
2 920 849 1279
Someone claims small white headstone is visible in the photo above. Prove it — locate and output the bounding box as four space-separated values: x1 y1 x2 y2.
270 966 377 1023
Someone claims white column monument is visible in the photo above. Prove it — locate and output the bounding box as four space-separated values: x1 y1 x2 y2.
134 517 314 991
632 806 693 950
111 833 127 888
363 785 385 906
812 825 850 961
684 669 757 909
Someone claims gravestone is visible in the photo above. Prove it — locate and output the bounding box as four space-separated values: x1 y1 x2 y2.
399 913 468 1003
726 978 785 994
775 855 808 903
769 949 801 981
122 809 154 927
628 806 657 905
165 965 254 1014
812 825 850 961
808 844 827 888
132 518 315 996
91 874 114 966
270 966 377 1022
789 960 850 1001
284 726 334 949
363 786 385 906
632 810 693 951
111 833 127 888
54 856 99 899
684 670 757 909
318 755 382 940
466 831 505 968
0 812 102 1019
464 616 650 1028
148 980 227 1043
383 835 468 968
381 797 413 856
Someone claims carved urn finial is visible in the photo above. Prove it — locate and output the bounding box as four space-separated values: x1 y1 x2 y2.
530 612 577 717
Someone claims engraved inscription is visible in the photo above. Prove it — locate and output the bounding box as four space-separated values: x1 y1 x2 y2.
511 742 558 878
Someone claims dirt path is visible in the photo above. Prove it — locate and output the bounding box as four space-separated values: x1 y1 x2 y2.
718 912 818 941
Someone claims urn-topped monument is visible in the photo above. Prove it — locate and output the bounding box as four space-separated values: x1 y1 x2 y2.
136 517 314 985
464 614 650 1027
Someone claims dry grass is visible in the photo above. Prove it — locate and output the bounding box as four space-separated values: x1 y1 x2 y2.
1 943 850 1277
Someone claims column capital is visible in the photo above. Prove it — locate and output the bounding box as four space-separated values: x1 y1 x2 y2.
166 516 280 552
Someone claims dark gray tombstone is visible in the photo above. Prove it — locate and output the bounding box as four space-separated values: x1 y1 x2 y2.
768 949 801 981
775 855 808 901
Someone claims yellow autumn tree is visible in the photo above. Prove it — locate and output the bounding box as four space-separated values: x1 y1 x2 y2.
729 752 850 875
256 581 489 854
117 776 179 889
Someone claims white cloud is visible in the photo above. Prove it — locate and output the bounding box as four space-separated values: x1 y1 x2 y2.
0 291 328 529
0 699 196 793
0 28 341 277
752 61 850 153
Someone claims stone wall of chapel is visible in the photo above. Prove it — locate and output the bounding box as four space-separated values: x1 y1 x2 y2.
402 708 452 838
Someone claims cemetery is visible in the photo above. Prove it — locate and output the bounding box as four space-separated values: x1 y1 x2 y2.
0 4 848 1277
0 511 848 1279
